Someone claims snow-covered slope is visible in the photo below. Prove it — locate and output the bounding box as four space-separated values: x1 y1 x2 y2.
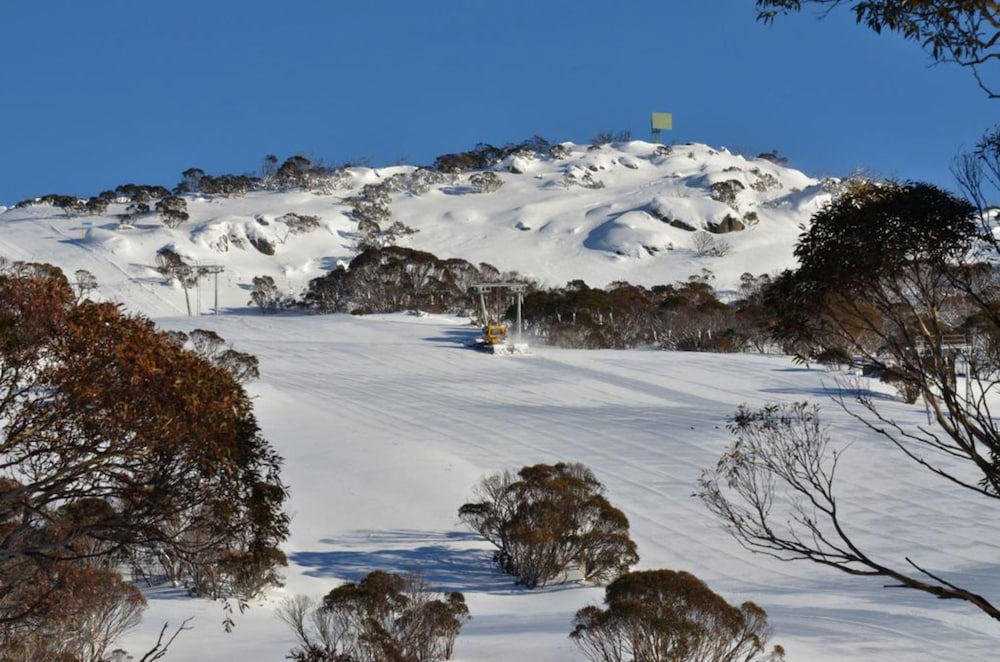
0 142 831 317
116 313 998 661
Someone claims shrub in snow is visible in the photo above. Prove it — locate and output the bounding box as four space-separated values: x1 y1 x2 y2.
0 268 287 644
187 328 260 383
303 246 488 314
2 564 146 662
570 569 785 662
73 269 98 301
549 143 572 159
458 462 638 588
84 196 109 215
468 171 503 193
215 348 260 384
114 183 170 203
278 212 322 234
693 231 731 257
749 168 783 192
385 168 449 195
278 571 469 662
709 180 745 208
249 274 293 313
756 150 788 166
120 201 150 227
348 182 392 228
432 136 550 172
155 195 189 228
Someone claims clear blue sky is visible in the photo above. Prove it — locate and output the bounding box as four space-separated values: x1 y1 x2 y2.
0 0 994 204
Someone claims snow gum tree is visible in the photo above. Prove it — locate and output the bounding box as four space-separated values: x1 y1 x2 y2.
702 176 1000 622
0 262 289 648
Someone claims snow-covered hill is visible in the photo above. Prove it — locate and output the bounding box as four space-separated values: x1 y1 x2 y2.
0 141 831 317
116 313 998 661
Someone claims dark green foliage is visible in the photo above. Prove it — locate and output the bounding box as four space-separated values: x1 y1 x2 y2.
155 195 190 228
519 277 749 351
570 569 784 662
795 181 977 291
303 247 488 314
198 173 258 197
114 183 170 202
459 462 638 588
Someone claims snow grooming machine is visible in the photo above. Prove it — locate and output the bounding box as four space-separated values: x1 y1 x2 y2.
469 281 529 355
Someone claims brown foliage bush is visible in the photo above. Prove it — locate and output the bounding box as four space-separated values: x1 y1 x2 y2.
0 262 288 639
279 571 469 662
570 569 784 662
459 463 638 588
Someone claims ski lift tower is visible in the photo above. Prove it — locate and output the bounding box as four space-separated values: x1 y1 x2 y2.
470 281 528 355
192 262 226 315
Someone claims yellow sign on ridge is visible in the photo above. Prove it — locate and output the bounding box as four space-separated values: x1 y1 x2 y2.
651 112 673 130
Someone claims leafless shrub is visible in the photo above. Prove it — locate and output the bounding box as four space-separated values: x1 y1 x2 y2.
468 171 503 193
279 213 322 234
692 231 731 257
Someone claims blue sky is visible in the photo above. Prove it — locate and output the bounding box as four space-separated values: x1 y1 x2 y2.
0 0 994 204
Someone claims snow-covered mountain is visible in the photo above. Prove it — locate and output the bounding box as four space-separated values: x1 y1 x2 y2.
0 141 832 317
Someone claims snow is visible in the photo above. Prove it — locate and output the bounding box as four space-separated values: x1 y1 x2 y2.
0 141 828 317
6 141 996 660
113 313 999 661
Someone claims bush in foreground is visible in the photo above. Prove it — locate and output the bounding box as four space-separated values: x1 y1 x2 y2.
279 571 469 662
570 569 785 662
0 261 288 649
459 462 638 588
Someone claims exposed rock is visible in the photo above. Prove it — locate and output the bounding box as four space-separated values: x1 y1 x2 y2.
708 214 746 234
248 235 276 255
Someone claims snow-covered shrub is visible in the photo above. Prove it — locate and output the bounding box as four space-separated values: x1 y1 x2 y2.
563 169 605 190
589 130 628 148
278 212 321 234
458 462 638 588
709 179 745 208
468 171 503 193
693 231 731 257
571 570 785 662
278 572 469 662
749 168 783 192
550 143 573 159
348 183 392 225
385 167 450 195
